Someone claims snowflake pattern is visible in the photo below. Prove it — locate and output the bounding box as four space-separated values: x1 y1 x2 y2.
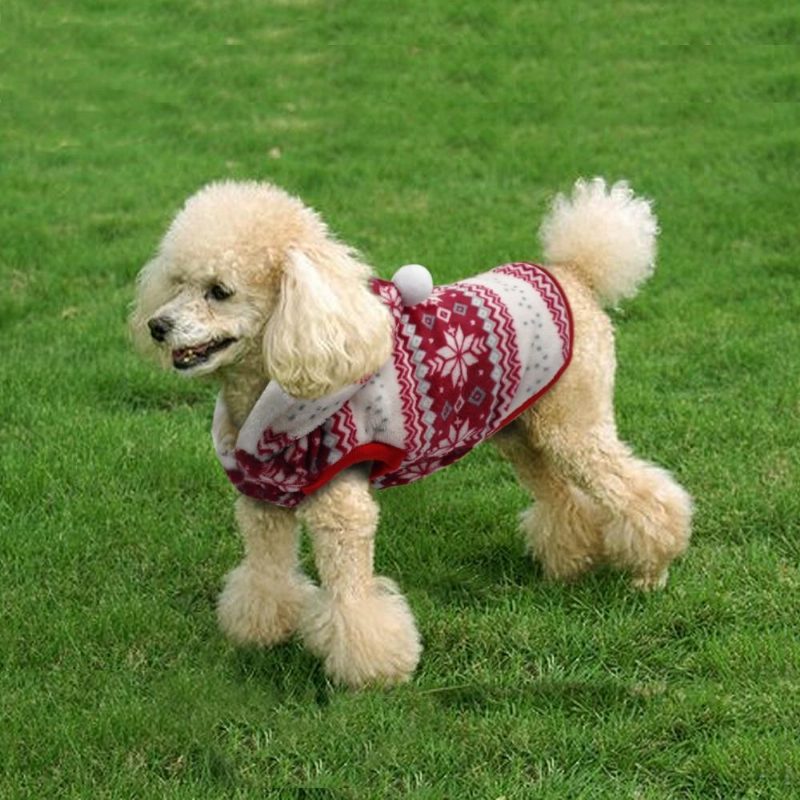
433 326 486 387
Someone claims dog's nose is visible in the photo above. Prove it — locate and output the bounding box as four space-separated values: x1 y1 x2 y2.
148 316 173 342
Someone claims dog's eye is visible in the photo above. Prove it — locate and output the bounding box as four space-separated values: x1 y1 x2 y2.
207 284 233 301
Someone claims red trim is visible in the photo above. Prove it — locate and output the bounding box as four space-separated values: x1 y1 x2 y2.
301 442 407 496
490 264 575 432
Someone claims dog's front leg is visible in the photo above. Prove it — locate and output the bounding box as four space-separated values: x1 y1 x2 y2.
217 496 317 647
297 469 422 688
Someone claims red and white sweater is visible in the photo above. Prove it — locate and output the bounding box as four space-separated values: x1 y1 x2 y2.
213 262 573 508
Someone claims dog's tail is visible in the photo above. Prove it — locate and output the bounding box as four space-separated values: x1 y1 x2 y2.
539 177 658 306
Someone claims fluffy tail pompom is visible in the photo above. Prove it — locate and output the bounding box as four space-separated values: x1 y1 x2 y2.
539 178 658 306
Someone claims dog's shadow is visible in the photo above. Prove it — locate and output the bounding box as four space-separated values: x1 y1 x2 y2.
404 539 630 608
408 542 536 607
215 544 645 702
228 642 334 707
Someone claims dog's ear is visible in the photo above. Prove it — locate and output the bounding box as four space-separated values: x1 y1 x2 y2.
263 247 392 399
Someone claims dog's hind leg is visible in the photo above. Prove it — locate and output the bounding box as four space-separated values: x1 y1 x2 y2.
297 469 422 687
509 268 692 590
217 496 317 646
494 427 608 581
519 400 693 591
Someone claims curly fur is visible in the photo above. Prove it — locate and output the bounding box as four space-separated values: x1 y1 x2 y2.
540 177 658 306
131 177 692 688
263 247 392 398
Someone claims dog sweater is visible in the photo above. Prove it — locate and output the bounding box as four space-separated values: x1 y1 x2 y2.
213 262 573 508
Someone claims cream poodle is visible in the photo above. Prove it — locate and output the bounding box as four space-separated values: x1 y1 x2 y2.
131 178 692 687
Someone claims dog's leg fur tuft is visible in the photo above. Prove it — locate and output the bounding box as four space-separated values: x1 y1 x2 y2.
216 498 317 646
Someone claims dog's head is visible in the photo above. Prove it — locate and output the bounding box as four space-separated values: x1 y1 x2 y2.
131 181 392 397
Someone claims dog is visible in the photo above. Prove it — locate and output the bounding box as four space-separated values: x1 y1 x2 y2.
131 178 692 687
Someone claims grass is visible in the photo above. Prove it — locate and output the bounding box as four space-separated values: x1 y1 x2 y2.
1 1 799 797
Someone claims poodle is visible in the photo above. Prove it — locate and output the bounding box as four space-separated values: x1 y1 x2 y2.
130 178 692 687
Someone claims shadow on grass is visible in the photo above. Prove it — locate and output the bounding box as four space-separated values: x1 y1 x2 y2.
408 541 536 606
419 541 635 608
228 642 334 708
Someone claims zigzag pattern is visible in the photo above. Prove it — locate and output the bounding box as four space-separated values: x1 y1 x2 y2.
460 282 521 429
256 428 293 459
499 263 571 360
393 313 428 459
326 403 359 465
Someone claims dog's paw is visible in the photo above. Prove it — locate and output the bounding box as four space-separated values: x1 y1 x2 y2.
217 562 317 647
300 577 422 688
631 569 669 592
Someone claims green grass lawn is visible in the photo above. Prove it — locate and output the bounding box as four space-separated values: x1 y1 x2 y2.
2 1 799 797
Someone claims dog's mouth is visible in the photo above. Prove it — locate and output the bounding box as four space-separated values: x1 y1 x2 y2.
172 338 237 370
